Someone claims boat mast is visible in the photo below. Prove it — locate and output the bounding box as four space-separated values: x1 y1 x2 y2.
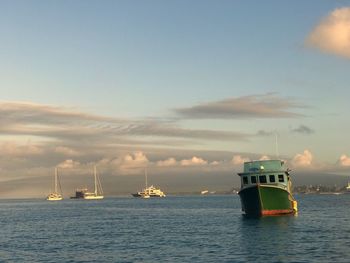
94 165 97 195
145 168 148 189
55 167 58 194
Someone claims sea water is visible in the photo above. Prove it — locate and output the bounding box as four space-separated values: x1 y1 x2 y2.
0 194 349 262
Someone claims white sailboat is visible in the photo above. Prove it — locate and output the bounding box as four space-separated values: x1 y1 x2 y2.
84 165 104 200
47 167 63 201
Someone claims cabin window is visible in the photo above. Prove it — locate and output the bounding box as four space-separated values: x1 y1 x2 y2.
259 175 267 184
269 175 275 183
251 176 257 184
243 176 248 185
278 174 284 182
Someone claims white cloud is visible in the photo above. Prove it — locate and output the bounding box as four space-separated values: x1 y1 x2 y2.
306 7 350 58
180 156 208 166
259 155 270 161
95 152 150 175
57 159 80 169
339 154 350 166
156 158 177 167
231 155 250 165
122 151 149 167
105 151 150 171
210 161 220 166
292 150 313 167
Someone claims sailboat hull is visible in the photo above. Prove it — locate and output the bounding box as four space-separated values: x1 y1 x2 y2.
84 195 104 200
46 193 63 201
47 197 63 201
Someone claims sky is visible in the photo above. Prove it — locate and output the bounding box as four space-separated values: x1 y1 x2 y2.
1 0 350 197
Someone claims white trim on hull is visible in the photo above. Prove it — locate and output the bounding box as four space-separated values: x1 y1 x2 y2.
84 195 104 200
47 195 63 201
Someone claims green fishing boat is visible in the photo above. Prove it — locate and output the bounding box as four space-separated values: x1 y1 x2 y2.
238 160 298 216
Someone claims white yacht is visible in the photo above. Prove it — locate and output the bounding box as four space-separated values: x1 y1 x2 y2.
132 169 166 198
346 181 350 192
133 185 166 198
47 167 63 201
84 166 104 200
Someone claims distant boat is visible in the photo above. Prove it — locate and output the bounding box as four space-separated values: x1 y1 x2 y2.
132 169 165 198
47 167 63 201
201 190 209 195
83 166 104 200
346 181 350 191
70 188 88 199
238 159 298 216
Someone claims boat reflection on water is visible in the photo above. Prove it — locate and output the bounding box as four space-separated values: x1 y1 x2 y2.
238 214 298 262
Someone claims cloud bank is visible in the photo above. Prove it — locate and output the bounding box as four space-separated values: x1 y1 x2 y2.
306 7 350 58
175 94 304 119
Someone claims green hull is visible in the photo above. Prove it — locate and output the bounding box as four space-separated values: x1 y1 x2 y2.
239 185 294 216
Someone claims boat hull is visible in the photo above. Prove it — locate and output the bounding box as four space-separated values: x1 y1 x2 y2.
47 197 63 201
83 195 104 200
131 194 165 198
46 193 63 201
239 185 295 216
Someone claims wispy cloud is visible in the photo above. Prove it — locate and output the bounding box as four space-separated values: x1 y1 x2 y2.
256 130 274 136
175 94 304 119
306 7 350 58
0 141 44 156
54 146 81 156
0 101 250 144
291 125 315 135
124 122 250 141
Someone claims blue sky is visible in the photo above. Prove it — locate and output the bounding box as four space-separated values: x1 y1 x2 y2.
1 1 350 196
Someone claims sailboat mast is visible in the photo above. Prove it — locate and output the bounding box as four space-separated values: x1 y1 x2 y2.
145 168 148 189
94 165 97 195
55 167 58 193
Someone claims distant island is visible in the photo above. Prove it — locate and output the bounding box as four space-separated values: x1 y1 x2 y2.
196 184 350 196
293 184 350 194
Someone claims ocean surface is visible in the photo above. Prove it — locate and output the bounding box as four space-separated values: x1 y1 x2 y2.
0 194 350 262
